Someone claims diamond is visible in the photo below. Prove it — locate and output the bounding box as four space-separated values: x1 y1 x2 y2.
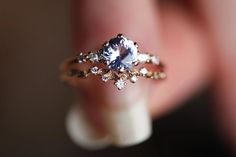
150 55 160 65
102 75 110 82
138 53 150 62
139 67 148 76
114 79 126 90
159 72 167 79
90 66 98 75
101 35 138 71
130 75 138 83
152 72 159 79
88 52 99 62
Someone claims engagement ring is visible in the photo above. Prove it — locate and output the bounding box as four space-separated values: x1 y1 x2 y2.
61 34 166 90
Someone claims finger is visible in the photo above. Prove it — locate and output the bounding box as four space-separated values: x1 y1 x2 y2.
72 0 160 146
196 0 236 152
149 3 214 117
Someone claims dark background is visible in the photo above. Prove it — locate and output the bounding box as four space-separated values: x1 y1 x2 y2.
0 0 232 157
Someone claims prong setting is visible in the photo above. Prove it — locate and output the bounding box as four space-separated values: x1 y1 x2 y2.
117 34 123 38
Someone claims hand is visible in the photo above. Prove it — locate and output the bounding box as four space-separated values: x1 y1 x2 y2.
72 0 236 151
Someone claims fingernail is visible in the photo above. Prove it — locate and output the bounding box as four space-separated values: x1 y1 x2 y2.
103 92 152 146
66 104 111 150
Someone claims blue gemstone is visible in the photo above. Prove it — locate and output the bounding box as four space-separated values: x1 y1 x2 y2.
101 36 138 71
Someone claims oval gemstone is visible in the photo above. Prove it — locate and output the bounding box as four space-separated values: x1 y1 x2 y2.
101 36 138 71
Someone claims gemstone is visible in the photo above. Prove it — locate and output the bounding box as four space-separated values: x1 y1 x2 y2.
150 55 160 65
102 75 110 82
139 67 148 76
138 53 150 62
159 72 167 79
152 72 159 79
90 66 98 74
101 35 138 71
88 52 99 62
130 75 138 83
114 79 126 90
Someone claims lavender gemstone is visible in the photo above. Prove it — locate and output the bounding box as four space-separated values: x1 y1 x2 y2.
101 36 138 71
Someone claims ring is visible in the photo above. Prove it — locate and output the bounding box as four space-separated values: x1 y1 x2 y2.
61 34 166 90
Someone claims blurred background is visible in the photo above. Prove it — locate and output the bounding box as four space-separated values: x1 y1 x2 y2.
0 0 233 157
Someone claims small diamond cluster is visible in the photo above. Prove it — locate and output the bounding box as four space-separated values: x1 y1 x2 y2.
137 53 160 65
67 65 166 90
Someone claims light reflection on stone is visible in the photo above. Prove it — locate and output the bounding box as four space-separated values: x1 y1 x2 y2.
101 36 138 71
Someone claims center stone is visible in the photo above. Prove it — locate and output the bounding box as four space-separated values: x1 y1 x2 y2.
101 36 138 71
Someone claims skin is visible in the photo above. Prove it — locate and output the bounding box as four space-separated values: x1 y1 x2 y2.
72 0 236 152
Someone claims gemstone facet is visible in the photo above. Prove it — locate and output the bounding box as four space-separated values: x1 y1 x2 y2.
101 36 138 71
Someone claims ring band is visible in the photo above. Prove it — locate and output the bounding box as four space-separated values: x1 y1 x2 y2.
61 34 166 90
